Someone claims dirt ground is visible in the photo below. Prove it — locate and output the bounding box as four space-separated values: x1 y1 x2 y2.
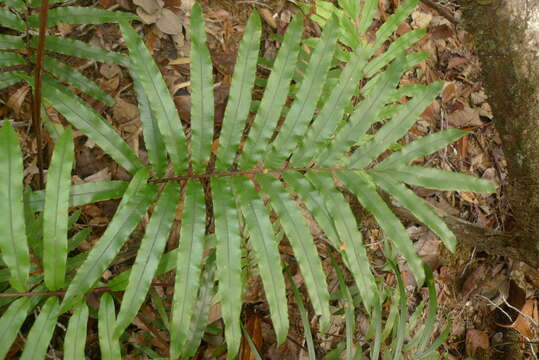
1 0 538 358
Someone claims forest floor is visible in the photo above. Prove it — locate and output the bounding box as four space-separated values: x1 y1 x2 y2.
1 0 538 358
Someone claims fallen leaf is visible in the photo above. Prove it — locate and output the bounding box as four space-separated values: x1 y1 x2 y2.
447 105 483 127
499 299 538 339
466 329 489 357
133 0 163 15
156 8 182 35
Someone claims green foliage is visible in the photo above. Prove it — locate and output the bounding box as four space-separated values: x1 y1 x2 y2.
0 0 497 359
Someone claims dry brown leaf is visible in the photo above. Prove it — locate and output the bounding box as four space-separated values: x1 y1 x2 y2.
7 85 30 118
156 8 183 35
500 299 538 339
133 0 163 15
84 168 111 182
447 105 483 127
465 329 490 357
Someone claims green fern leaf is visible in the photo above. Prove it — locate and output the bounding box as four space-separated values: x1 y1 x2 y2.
43 127 74 291
376 128 468 169
338 171 425 285
20 297 60 360
170 180 206 358
0 297 33 358
264 15 339 168
364 29 426 77
27 180 128 212
120 21 188 174
0 52 25 67
60 168 156 313
347 81 444 168
0 71 25 89
306 172 379 311
258 174 331 331
30 35 128 65
374 166 497 193
0 121 30 292
41 75 143 173
0 8 24 31
0 35 24 49
190 3 215 172
28 6 137 27
114 181 179 337
184 251 217 358
290 44 372 167
373 175 457 252
239 13 303 168
216 12 261 170
231 175 289 345
131 73 168 177
212 177 243 358
374 0 419 49
41 55 115 105
64 302 89 360
98 293 121 360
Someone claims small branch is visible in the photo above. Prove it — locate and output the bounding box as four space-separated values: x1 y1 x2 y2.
0 282 174 298
150 166 363 183
420 0 460 24
31 0 49 189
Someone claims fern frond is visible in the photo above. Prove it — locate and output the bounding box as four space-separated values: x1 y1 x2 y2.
376 128 468 169
170 180 206 358
60 168 156 313
28 6 137 27
238 13 303 168
43 127 74 291
98 293 121 360
0 71 25 89
0 51 25 66
64 302 89 360
290 44 372 167
114 181 179 337
41 75 143 173
27 180 128 212
216 12 261 170
373 175 457 251
374 166 496 193
0 121 30 292
120 21 188 174
30 35 128 65
42 55 115 105
231 175 289 345
19 297 59 360
258 174 331 331
184 251 217 357
190 3 215 172
0 34 24 49
264 15 339 169
212 177 243 358
338 171 425 285
0 297 34 358
0 7 24 31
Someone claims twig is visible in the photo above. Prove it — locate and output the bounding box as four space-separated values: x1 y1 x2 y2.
420 0 460 24
0 282 174 298
32 0 49 189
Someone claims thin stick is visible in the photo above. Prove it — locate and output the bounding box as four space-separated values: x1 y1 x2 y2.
32 0 49 189
0 282 174 298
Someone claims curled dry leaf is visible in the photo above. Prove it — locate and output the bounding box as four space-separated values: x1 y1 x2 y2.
447 105 483 128
499 299 539 339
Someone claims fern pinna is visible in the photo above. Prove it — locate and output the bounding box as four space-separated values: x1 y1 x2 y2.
0 0 495 358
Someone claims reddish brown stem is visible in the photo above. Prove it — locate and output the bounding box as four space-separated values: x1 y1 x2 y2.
32 0 49 189
0 282 174 298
